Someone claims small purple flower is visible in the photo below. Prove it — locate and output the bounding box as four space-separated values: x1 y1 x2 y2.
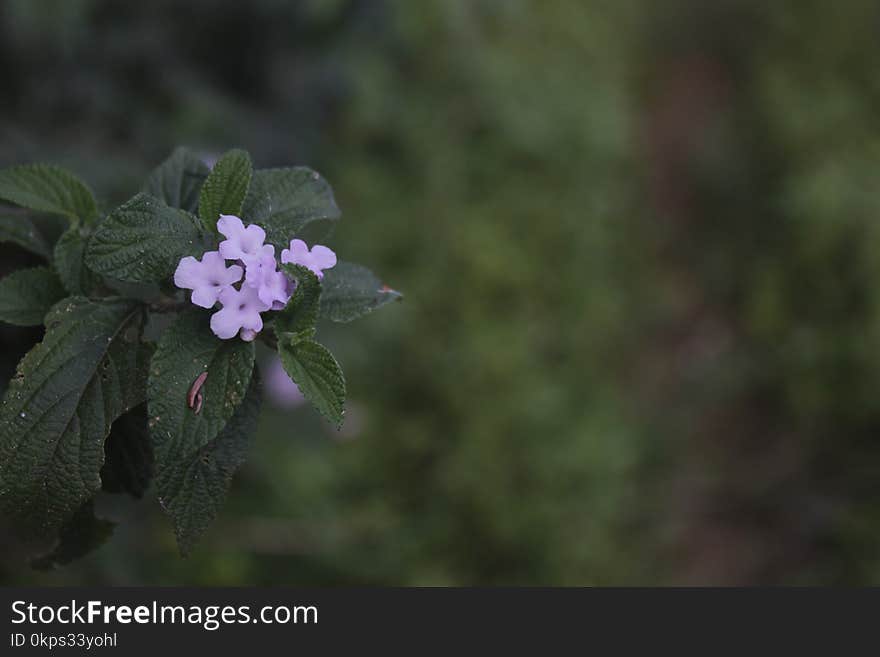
173 251 243 309
244 246 275 287
210 284 271 341
217 214 273 265
245 250 292 310
280 239 337 279
175 218 342 342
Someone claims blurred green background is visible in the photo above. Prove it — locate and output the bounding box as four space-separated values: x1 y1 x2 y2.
3 0 880 585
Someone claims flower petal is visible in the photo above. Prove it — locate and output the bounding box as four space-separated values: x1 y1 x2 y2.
280 239 336 278
191 286 221 309
222 263 244 285
210 308 241 340
217 214 245 239
240 310 264 332
310 245 337 270
173 256 203 289
280 239 310 264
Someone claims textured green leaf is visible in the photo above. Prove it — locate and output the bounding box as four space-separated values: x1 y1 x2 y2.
30 501 114 570
0 214 52 258
86 193 205 283
241 167 340 247
54 226 100 295
149 309 255 453
276 263 321 336
320 261 402 322
0 266 67 326
0 164 97 224
198 149 252 233
148 309 255 549
278 337 345 427
0 297 148 539
163 370 262 555
143 147 210 213
101 404 154 499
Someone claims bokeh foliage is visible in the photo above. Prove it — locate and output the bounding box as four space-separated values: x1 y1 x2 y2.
2 0 880 584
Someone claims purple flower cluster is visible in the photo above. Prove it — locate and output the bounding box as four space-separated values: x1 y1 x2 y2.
174 214 337 341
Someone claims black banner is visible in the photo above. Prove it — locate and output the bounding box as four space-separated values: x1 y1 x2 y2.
0 587 868 652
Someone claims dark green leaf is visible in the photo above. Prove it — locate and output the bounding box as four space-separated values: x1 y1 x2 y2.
30 501 114 570
0 298 148 539
278 337 345 427
0 214 52 258
241 167 340 248
148 309 255 551
54 226 101 295
148 309 255 453
0 266 67 326
101 404 154 499
86 193 205 283
143 147 210 213
0 164 97 224
198 149 252 233
275 263 321 336
163 370 262 555
320 261 402 322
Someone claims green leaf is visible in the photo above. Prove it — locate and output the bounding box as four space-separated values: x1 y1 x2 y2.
143 147 210 213
85 193 205 283
148 309 255 453
0 266 67 326
148 309 256 550
320 261 402 322
278 337 345 427
0 164 97 224
198 149 252 233
101 404 154 499
0 213 52 258
163 369 262 556
275 263 321 336
0 297 148 540
241 167 340 248
54 226 100 295
30 501 115 571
